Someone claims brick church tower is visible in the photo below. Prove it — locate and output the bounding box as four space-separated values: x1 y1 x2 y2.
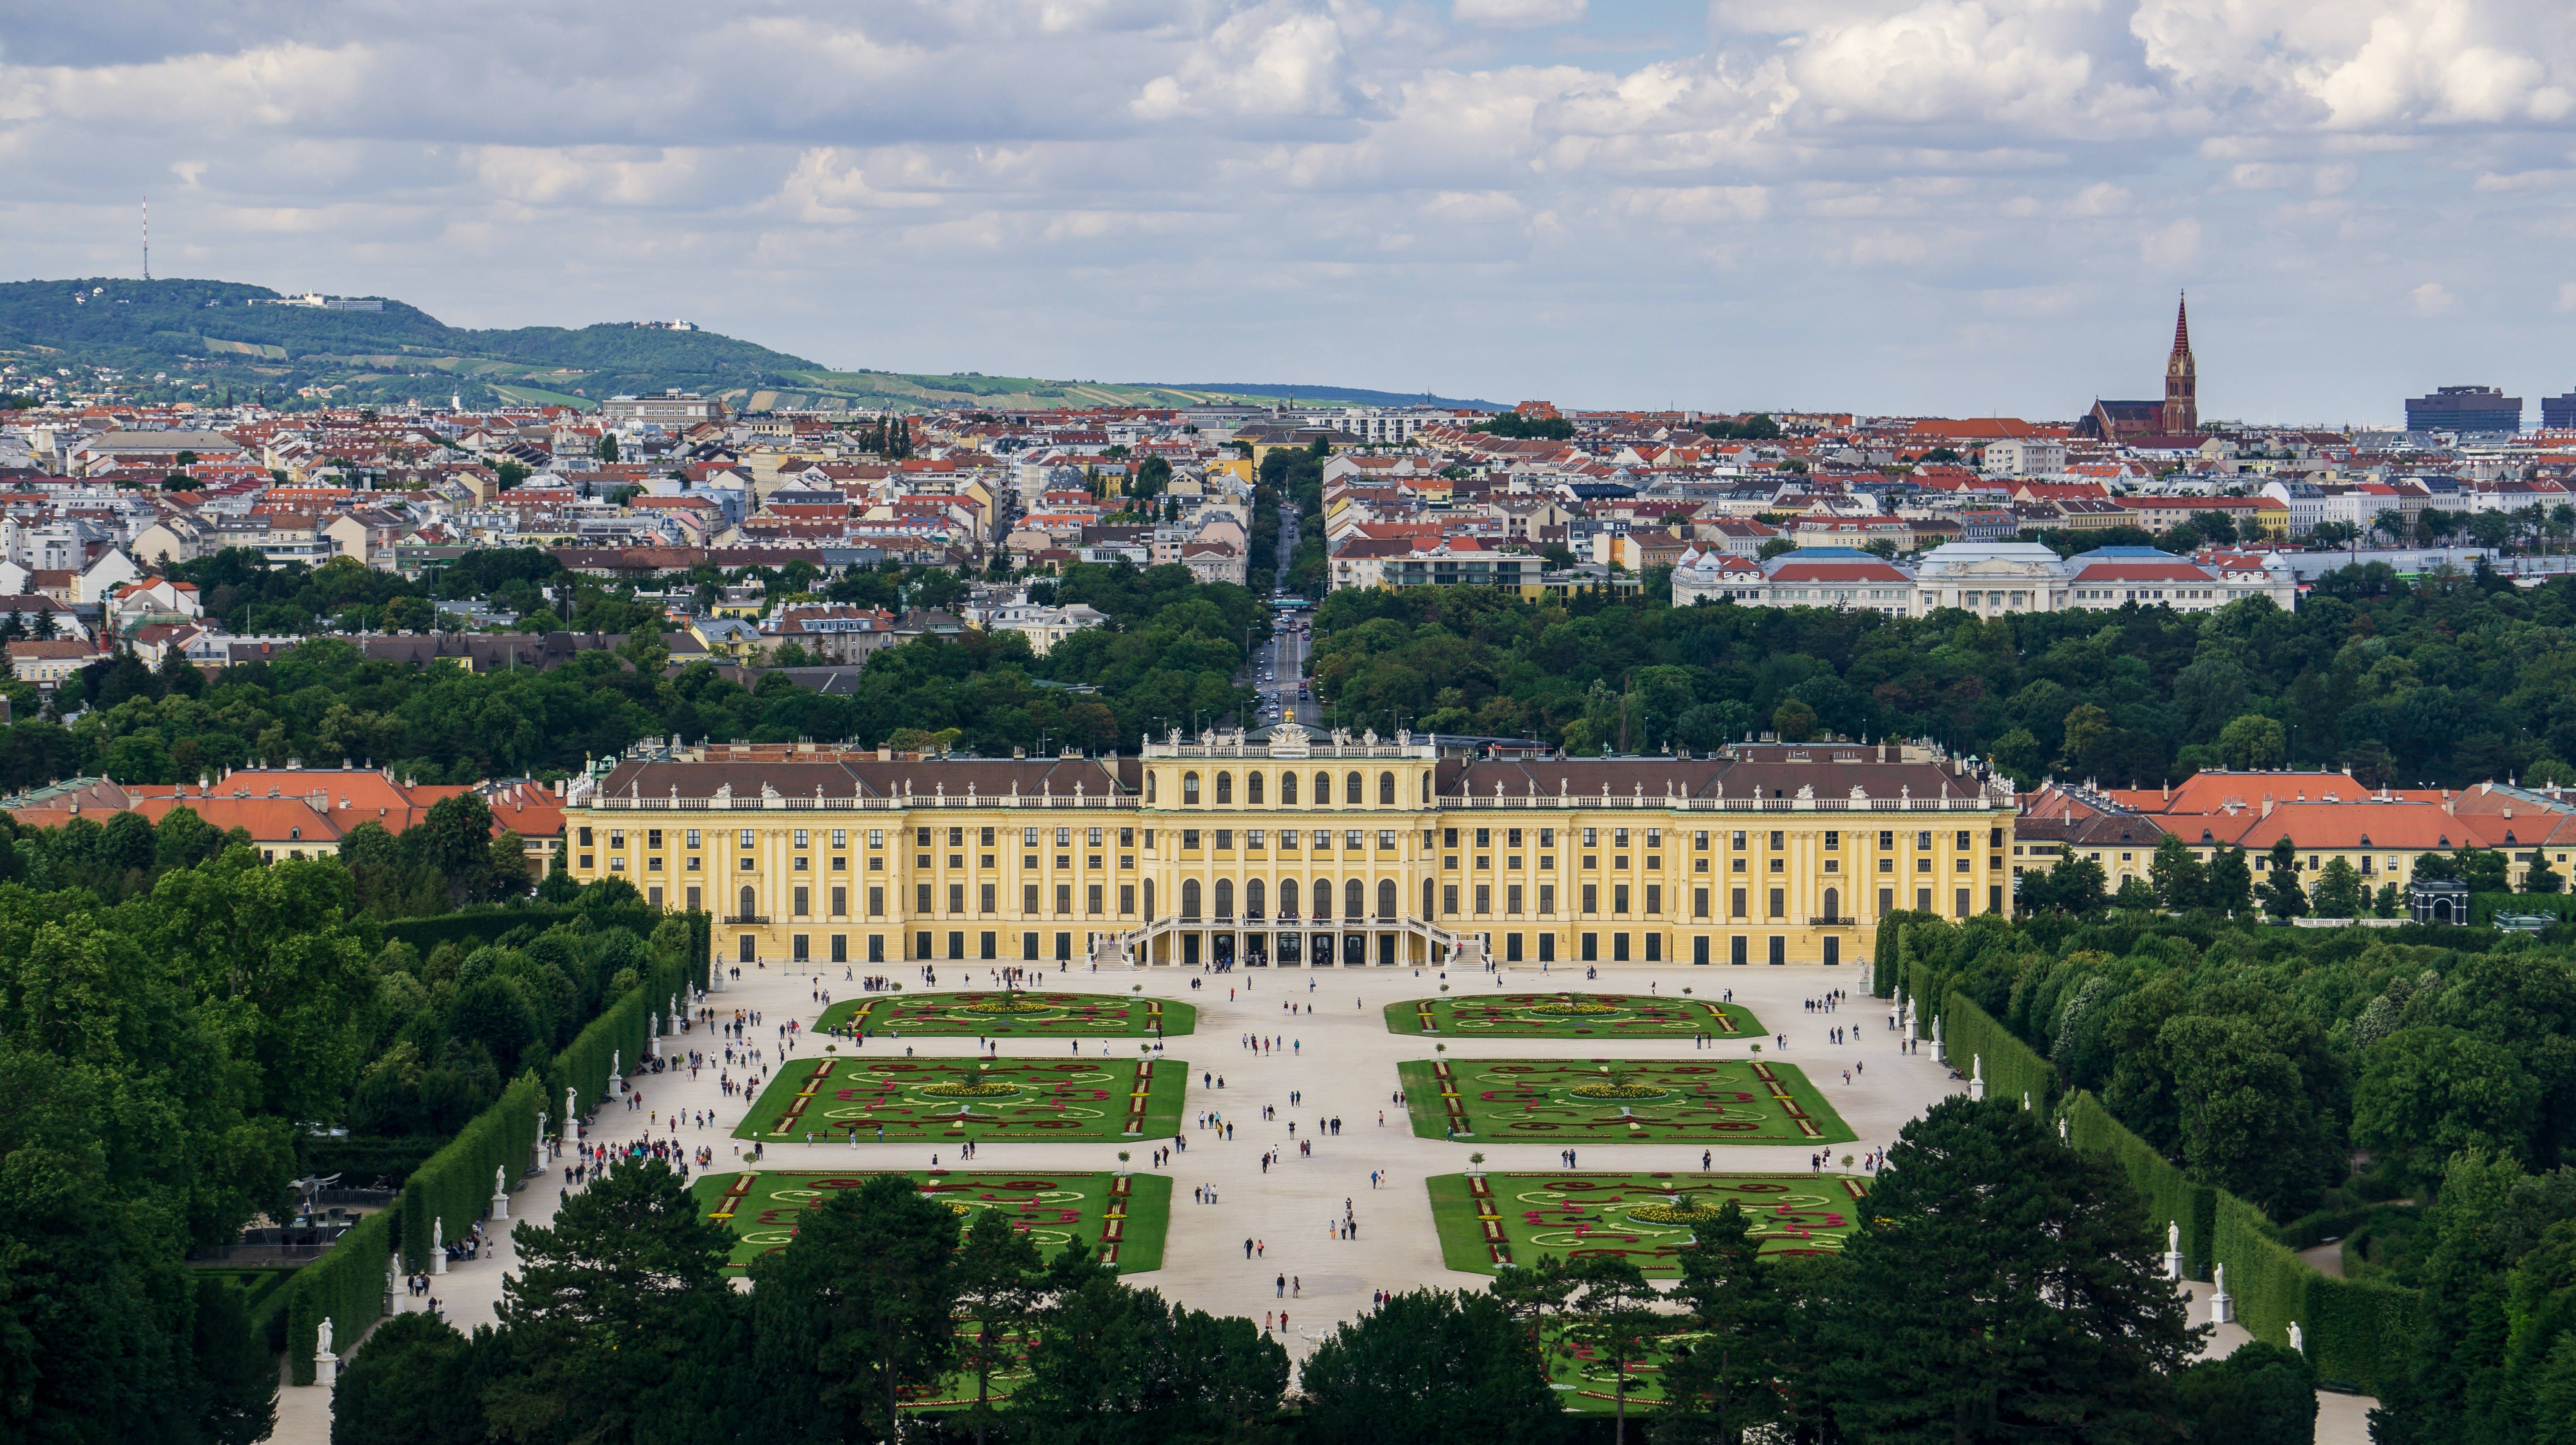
2162 292 2197 435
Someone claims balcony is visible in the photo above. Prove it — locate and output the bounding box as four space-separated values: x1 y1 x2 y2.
722 913 771 926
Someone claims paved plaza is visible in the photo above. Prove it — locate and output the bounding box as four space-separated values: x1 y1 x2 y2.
267 957 2368 1443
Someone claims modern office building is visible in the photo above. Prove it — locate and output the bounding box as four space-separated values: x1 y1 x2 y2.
2543 390 2576 431
2405 385 2522 434
564 732 2017 971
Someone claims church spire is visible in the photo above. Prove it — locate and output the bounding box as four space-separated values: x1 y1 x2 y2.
2163 291 2197 435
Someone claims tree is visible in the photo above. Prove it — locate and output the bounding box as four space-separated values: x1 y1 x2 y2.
1013 1276 1289 1444
595 433 619 463
2149 835 2205 911
2218 713 2289 770
330 1312 491 1445
1299 1289 1563 1445
2528 853 2566 894
1661 1200 1788 1444
485 1159 735 1445
1817 1098 2203 1442
1755 537 1796 561
2352 1027 2543 1187
749 1173 960 1443
1565 1255 1661 1445
2263 837 2308 919
2028 850 2107 915
952 1206 1042 1445
1771 699 1819 744
2172 1341 2316 1445
2311 855 2364 917
194 1273 279 1445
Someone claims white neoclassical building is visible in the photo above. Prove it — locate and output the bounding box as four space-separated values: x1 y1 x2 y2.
1910 542 2074 616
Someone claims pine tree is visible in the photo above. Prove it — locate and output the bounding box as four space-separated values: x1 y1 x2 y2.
1820 1098 2203 1442
2264 836 2308 919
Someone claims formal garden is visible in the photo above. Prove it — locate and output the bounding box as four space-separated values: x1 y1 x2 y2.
815 988 1195 1038
734 1055 1189 1143
1426 1169 1865 1274
1386 991 1762 1038
693 1168 1171 1275
1398 1057 1855 1143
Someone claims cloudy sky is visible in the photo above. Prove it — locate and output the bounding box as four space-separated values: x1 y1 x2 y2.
4 0 2572 421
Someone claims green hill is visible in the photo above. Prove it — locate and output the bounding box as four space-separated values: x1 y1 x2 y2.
0 277 1501 415
0 278 819 412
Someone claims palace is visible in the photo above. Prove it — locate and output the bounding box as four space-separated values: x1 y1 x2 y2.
562 727 2018 972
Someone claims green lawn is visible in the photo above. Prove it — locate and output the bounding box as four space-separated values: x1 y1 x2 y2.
1425 1170 1867 1275
818 990 1195 1038
1386 992 1763 1038
1398 1057 1856 1145
692 1167 1172 1275
734 1055 1188 1144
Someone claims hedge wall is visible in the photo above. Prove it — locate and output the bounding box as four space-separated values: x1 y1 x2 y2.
1872 912 1936 999
380 904 705 958
1938 991 2057 1113
554 953 693 1127
2470 891 2576 925
2063 1091 2215 1280
283 1200 398 1386
400 1071 544 1272
2212 1191 2418 1394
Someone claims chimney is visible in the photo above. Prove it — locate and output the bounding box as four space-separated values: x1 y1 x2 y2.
2260 795 2273 819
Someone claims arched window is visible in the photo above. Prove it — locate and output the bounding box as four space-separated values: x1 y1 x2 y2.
1823 887 1840 921
740 885 756 920
1143 879 1156 920
1315 771 1331 805
1277 880 1296 918
1422 878 1436 920
1182 879 1202 920
1422 773 1432 804
1347 772 1364 806
1246 878 1266 918
1182 772 1200 805
1379 771 1395 804
1247 772 1265 805
1214 879 1233 918
1314 879 1334 920
1146 772 1157 803
1281 771 1298 805
1346 878 1365 920
1378 878 1397 920
1216 772 1233 805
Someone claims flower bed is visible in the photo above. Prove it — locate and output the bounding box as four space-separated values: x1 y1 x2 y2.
734 1056 1187 1143
1398 1057 1856 1144
1425 1170 1868 1276
816 990 1196 1038
1387 991 1764 1037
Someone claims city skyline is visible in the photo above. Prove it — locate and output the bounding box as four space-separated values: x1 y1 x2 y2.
4 2 2574 423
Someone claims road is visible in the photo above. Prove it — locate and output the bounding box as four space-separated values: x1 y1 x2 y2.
1240 499 1324 731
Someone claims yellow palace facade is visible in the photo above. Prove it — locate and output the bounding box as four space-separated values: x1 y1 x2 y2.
564 728 2016 972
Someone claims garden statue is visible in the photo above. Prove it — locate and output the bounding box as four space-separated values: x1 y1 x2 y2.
1969 1054 1986 1102
432 1217 447 1275
2164 1221 2183 1280
315 1318 336 1388
2289 1322 2303 1354
2211 1263 2232 1323
491 1165 509 1221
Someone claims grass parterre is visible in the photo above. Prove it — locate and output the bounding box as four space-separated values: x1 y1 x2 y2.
1426 1170 1866 1275
1386 991 1764 1037
692 1168 1173 1275
1399 1057 1857 1144
816 989 1197 1038
733 1055 1189 1143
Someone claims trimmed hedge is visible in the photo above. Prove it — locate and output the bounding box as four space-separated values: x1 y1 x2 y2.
380 903 667 956
279 914 711 1379
1938 990 2057 1113
298 1134 447 1189
1872 911 1936 999
554 953 694 1125
283 1200 398 1386
2063 1091 2214 1279
400 1072 544 1272
2471 891 2576 925
2212 1193 2418 1394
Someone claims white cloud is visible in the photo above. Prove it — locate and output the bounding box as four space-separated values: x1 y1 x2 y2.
2141 216 2200 268
0 0 2569 416
1453 0 1587 27
2410 280 2457 315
